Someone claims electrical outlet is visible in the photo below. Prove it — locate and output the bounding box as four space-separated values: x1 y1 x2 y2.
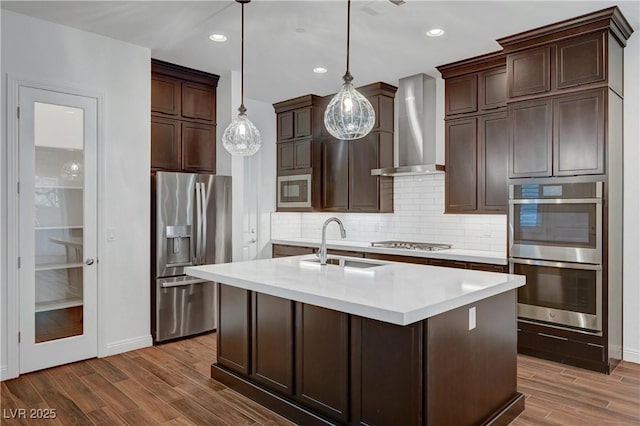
469 307 476 330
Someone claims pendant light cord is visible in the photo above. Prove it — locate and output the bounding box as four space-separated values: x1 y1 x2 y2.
343 0 353 83
239 1 246 114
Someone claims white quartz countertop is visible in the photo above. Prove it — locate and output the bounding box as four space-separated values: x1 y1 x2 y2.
271 238 507 265
186 255 524 325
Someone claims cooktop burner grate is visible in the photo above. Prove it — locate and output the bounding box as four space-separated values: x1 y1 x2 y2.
370 241 452 251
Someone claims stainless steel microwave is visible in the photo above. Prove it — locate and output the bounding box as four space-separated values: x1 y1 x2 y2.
277 174 311 208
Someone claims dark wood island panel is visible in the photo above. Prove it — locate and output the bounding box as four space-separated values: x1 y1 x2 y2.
212 284 523 426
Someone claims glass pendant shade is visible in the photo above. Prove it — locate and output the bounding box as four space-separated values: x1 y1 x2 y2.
324 80 375 140
223 111 261 156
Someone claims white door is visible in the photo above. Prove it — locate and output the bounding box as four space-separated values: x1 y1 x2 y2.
18 86 98 373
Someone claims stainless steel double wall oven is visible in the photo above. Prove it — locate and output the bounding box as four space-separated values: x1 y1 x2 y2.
509 180 603 333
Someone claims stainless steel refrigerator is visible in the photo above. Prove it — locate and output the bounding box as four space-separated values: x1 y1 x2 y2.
151 172 231 342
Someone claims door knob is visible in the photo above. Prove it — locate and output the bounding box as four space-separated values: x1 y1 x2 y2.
85 258 95 265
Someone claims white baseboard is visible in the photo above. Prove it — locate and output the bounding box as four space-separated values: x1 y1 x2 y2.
623 347 640 364
0 365 9 381
103 335 152 357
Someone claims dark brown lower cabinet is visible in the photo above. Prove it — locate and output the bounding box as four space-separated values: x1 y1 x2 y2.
351 318 422 426
213 287 522 426
295 303 349 422
251 293 294 395
217 284 251 375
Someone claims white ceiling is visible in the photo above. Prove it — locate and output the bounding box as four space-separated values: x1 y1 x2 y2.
2 1 639 104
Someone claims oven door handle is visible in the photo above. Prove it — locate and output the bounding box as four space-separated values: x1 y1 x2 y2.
509 257 601 270
509 198 602 205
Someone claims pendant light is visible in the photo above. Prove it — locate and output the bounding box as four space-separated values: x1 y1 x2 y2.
324 0 375 141
223 0 262 156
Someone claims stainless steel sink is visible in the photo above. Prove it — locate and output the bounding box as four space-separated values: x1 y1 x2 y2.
301 256 386 269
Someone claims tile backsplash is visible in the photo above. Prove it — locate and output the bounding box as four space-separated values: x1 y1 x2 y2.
271 174 507 253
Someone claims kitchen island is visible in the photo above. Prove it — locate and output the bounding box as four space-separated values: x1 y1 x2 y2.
186 255 526 426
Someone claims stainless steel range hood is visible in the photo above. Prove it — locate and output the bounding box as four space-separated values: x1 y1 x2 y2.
371 73 444 176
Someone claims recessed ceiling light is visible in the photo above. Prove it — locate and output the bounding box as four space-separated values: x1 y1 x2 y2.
426 28 445 37
209 33 227 42
313 67 328 74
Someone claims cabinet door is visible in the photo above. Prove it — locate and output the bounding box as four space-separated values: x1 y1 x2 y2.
445 118 477 212
445 74 477 116
294 107 312 139
295 304 349 423
478 113 508 212
507 47 551 98
478 67 507 110
151 75 180 116
252 293 293 395
277 111 294 141
277 141 294 173
322 139 349 211
294 139 312 169
181 122 216 172
217 284 251 375
348 134 380 211
369 94 395 133
151 116 181 170
556 32 605 89
352 317 422 426
181 82 215 122
553 89 605 176
508 98 553 178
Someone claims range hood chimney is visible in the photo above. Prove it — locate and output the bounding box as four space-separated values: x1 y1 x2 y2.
371 73 444 176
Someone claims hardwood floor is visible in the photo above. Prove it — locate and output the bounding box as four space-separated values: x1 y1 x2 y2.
1 332 638 425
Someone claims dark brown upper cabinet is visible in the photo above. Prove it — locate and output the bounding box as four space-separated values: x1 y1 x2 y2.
556 32 606 89
479 112 509 211
445 118 477 212
506 47 551 98
553 88 605 176
181 81 216 122
151 75 180 116
508 98 553 178
275 83 396 213
438 51 508 213
508 89 606 178
479 67 508 110
151 59 219 173
322 139 349 211
444 74 478 116
348 132 394 212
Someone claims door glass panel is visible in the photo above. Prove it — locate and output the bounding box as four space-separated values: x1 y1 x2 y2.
513 203 596 248
33 102 84 343
515 264 597 314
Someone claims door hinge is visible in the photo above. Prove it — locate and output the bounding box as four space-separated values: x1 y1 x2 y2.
17 181 21 194
17 106 20 119
17 257 21 268
18 332 21 343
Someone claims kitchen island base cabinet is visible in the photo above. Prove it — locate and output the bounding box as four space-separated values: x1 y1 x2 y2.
214 284 523 425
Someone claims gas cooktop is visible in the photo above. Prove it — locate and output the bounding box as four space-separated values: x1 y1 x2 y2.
370 241 452 251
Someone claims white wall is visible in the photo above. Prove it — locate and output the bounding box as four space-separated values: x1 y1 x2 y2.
1 11 152 379
623 32 640 363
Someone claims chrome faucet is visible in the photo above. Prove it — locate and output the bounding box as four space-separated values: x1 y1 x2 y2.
318 217 347 265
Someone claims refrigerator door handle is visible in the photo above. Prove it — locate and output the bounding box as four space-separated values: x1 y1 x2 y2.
195 182 203 264
201 182 208 263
